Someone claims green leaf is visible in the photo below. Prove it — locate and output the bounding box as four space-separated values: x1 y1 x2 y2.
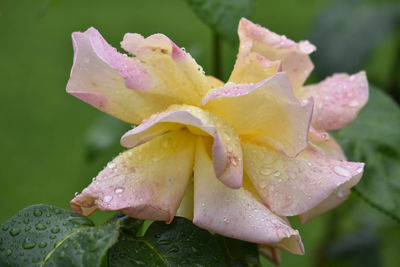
185 0 254 42
310 0 400 78
0 204 119 267
109 216 260 267
85 114 130 161
333 86 400 222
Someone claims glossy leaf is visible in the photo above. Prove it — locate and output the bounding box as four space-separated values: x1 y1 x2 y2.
333 86 400 222
310 0 400 78
0 204 119 267
185 0 254 42
109 216 260 267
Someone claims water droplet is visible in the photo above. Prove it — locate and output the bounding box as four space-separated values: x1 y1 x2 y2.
51 227 60 234
23 219 29 224
259 179 269 189
9 228 21 236
33 209 42 217
107 162 116 169
58 251 65 258
223 217 230 223
273 171 281 177
55 209 61 214
74 192 79 197
333 166 352 177
337 188 346 198
22 238 36 249
201 202 205 207
260 167 273 176
307 162 312 167
50 235 57 239
24 226 32 232
104 195 113 203
158 240 170 245
39 242 47 248
1 225 9 231
5 249 12 256
348 99 359 107
35 224 47 231
115 188 124 194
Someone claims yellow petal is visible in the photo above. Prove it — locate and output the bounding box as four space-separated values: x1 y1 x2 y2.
193 137 303 251
67 28 211 125
71 129 195 223
229 52 281 84
236 18 316 89
121 104 243 189
203 73 313 157
242 141 364 216
121 33 210 105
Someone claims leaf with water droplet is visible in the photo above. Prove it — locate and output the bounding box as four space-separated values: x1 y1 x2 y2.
0 204 119 267
109 216 260 266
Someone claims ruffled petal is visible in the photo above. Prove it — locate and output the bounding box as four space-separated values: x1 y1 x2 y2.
203 73 313 157
236 18 315 89
229 52 281 84
67 28 210 125
70 130 195 223
121 33 210 104
121 104 243 189
310 133 346 161
242 141 364 216
296 137 350 224
299 71 369 130
193 138 304 254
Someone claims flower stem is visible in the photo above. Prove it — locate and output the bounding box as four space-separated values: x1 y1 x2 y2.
213 32 222 80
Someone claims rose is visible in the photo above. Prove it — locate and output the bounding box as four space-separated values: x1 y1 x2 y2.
68 18 368 263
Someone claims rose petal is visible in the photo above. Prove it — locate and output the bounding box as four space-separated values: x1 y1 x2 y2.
310 133 346 161
229 52 281 84
121 104 243 189
121 33 210 103
193 138 304 254
70 129 195 223
296 138 353 224
203 73 313 157
67 28 210 125
236 18 316 89
175 178 194 221
242 141 364 216
299 71 369 130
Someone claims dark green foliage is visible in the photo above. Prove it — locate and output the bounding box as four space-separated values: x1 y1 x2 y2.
185 0 254 42
0 204 119 267
333 86 400 222
311 0 400 78
109 216 260 267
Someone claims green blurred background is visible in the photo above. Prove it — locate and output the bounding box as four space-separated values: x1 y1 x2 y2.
1 0 399 266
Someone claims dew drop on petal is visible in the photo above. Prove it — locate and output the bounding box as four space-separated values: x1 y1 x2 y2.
104 195 113 203
107 162 116 169
259 179 268 189
348 100 359 107
333 166 352 177
337 188 346 198
115 188 124 194
260 167 273 176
